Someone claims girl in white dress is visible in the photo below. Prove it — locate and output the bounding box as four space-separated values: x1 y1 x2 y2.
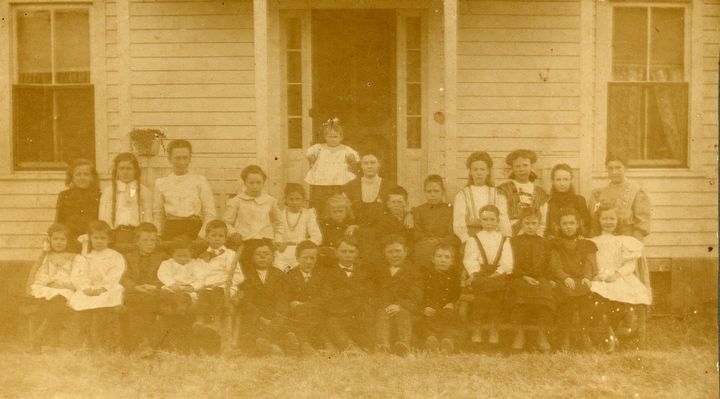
304 118 359 213
273 183 322 272
453 151 512 242
591 206 652 347
27 224 87 347
68 221 126 348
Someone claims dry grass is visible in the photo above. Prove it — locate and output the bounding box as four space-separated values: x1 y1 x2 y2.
0 315 716 399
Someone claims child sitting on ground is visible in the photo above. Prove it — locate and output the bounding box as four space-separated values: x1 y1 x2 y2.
27 224 87 348
508 209 555 352
550 208 597 351
371 186 414 271
374 235 423 356
419 243 463 353
463 205 514 346
285 241 326 355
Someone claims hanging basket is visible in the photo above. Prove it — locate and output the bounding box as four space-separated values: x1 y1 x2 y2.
130 128 166 156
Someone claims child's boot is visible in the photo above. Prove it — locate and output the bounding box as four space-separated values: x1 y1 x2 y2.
581 330 594 351
617 306 637 336
440 338 455 354
560 331 571 351
425 335 440 352
471 327 483 344
511 328 525 350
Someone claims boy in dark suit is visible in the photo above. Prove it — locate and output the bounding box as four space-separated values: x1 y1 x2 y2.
236 239 290 356
370 186 413 271
320 237 374 352
418 243 464 353
285 240 325 355
374 234 423 356
121 223 166 350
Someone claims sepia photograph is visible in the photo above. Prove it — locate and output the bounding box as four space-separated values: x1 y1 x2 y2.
0 0 717 397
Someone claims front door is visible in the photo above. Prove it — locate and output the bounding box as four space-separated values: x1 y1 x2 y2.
311 10 397 180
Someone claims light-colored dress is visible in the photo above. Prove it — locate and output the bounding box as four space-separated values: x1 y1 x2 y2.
590 234 652 305
30 254 87 301
68 248 126 311
304 143 359 186
273 208 323 272
452 185 512 241
99 180 153 228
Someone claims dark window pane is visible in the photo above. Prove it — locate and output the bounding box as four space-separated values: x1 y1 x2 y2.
286 18 301 50
407 117 421 149
13 86 54 163
607 83 645 161
288 117 302 149
287 51 302 84
613 8 647 81
287 84 302 116
407 50 421 83
407 83 421 116
646 84 687 162
17 10 52 84
650 8 684 82
55 9 90 83
406 17 421 49
55 87 95 163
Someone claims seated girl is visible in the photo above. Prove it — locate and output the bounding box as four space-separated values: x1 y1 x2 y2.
274 183 323 272
68 221 126 349
590 205 652 349
26 223 87 348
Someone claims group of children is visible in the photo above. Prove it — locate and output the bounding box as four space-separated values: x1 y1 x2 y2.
25 119 653 356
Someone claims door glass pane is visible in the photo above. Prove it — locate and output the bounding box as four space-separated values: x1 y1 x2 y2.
407 50 421 83
13 86 54 162
287 51 302 84
406 17 421 49
287 84 302 116
55 87 95 163
650 8 684 82
407 83 421 116
286 18 301 50
16 10 52 84
612 8 647 81
288 118 302 149
54 9 91 83
407 117 421 149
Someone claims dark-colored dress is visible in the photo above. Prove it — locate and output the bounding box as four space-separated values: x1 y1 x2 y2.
318 218 354 269
550 235 597 299
508 234 555 310
411 202 458 270
55 186 101 251
545 191 592 238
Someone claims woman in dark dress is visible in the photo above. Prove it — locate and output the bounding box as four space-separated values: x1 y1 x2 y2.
342 151 396 266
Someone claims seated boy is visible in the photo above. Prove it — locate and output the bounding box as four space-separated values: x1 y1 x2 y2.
156 237 203 352
285 240 325 355
194 220 244 353
320 237 374 352
121 223 166 350
374 234 423 356
419 243 463 353
236 239 290 356
370 186 413 269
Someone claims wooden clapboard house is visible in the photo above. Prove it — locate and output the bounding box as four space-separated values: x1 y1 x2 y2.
0 0 717 310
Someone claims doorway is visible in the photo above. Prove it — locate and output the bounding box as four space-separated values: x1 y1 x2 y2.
311 10 397 180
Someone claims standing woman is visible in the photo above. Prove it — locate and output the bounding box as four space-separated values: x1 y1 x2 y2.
99 153 153 252
453 151 511 242
497 149 549 236
55 159 101 253
545 163 592 238
342 151 396 266
588 154 651 240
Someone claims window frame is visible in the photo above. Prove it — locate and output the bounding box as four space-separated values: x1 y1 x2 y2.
1 0 107 175
593 1 704 175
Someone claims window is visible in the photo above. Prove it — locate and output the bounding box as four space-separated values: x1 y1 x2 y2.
285 17 303 149
404 17 422 149
608 6 687 167
12 7 95 170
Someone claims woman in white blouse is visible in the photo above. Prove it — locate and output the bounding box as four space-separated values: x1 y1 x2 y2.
453 151 511 242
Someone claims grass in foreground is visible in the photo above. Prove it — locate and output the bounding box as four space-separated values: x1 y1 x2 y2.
0 314 716 399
